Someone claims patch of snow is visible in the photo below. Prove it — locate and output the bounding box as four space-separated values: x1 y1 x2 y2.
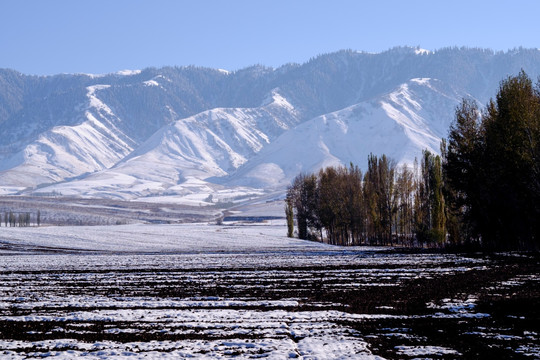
116 69 141 76
426 297 478 314
515 344 540 358
395 345 461 356
80 72 106 79
261 89 296 113
80 69 141 78
415 48 432 55
143 79 159 87
410 77 431 85
0 186 25 195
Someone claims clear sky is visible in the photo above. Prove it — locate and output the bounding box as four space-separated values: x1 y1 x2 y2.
1 0 539 75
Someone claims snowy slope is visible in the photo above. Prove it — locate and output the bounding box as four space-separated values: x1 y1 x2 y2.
0 85 135 188
224 78 465 188
42 78 464 203
41 91 300 200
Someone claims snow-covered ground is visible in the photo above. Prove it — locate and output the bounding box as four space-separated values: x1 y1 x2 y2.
0 222 537 359
0 221 321 255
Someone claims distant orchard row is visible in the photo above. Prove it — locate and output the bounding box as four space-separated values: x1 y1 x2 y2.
0 210 41 227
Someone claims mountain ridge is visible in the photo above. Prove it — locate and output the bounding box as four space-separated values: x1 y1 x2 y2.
1 47 539 203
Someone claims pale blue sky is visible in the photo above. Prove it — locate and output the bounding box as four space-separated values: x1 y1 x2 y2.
1 0 538 75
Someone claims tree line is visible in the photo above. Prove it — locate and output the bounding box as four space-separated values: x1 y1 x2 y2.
443 71 539 250
0 210 41 227
286 151 445 247
286 71 539 250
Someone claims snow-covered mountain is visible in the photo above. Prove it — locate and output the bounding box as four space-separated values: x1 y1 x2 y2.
1 47 539 203
0 84 136 187
221 78 464 189
45 91 300 201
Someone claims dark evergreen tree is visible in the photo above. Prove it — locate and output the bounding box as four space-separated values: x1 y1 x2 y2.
481 71 540 249
443 98 486 245
443 71 540 250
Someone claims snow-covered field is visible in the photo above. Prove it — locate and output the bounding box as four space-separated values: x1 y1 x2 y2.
0 221 323 256
0 222 538 359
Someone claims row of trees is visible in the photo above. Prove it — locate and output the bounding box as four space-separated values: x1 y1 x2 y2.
286 151 446 247
0 210 41 227
286 72 539 250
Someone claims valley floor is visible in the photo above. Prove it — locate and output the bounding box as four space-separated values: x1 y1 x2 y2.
0 222 538 359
